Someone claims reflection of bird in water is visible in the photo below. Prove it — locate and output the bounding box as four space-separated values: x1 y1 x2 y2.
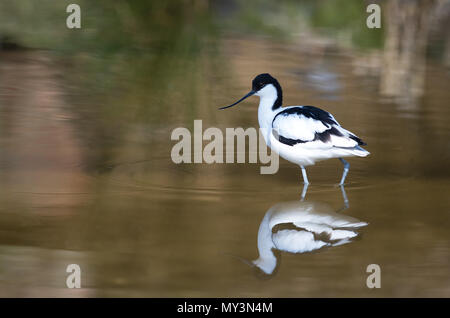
220 73 369 185
251 199 368 275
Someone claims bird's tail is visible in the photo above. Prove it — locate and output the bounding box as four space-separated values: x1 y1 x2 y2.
334 145 370 157
352 146 370 157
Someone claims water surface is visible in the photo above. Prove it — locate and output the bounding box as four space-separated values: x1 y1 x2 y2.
0 1 449 297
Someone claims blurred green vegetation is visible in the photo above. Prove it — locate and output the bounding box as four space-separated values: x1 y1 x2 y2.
229 0 383 49
308 0 383 49
0 0 385 55
0 0 219 96
0 0 385 108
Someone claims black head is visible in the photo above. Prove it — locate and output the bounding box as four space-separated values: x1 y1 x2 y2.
252 73 279 92
219 73 283 110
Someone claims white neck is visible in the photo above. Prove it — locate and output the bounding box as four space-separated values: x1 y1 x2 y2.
256 84 279 142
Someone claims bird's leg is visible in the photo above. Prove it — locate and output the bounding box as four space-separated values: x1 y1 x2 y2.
338 158 350 185
337 184 349 212
300 165 309 201
300 165 309 185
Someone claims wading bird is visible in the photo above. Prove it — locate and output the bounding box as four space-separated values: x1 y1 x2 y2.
220 73 369 186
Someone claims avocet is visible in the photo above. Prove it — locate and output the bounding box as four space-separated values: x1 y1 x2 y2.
220 73 369 185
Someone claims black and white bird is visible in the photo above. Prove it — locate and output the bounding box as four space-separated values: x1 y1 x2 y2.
220 73 369 185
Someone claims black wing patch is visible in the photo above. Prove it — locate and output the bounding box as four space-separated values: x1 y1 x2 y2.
272 106 367 147
273 105 338 128
273 126 344 146
348 134 367 146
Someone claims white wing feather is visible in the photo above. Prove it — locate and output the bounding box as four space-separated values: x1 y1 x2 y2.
272 108 362 149
272 114 329 141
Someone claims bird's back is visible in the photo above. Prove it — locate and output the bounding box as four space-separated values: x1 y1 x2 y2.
272 105 367 149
